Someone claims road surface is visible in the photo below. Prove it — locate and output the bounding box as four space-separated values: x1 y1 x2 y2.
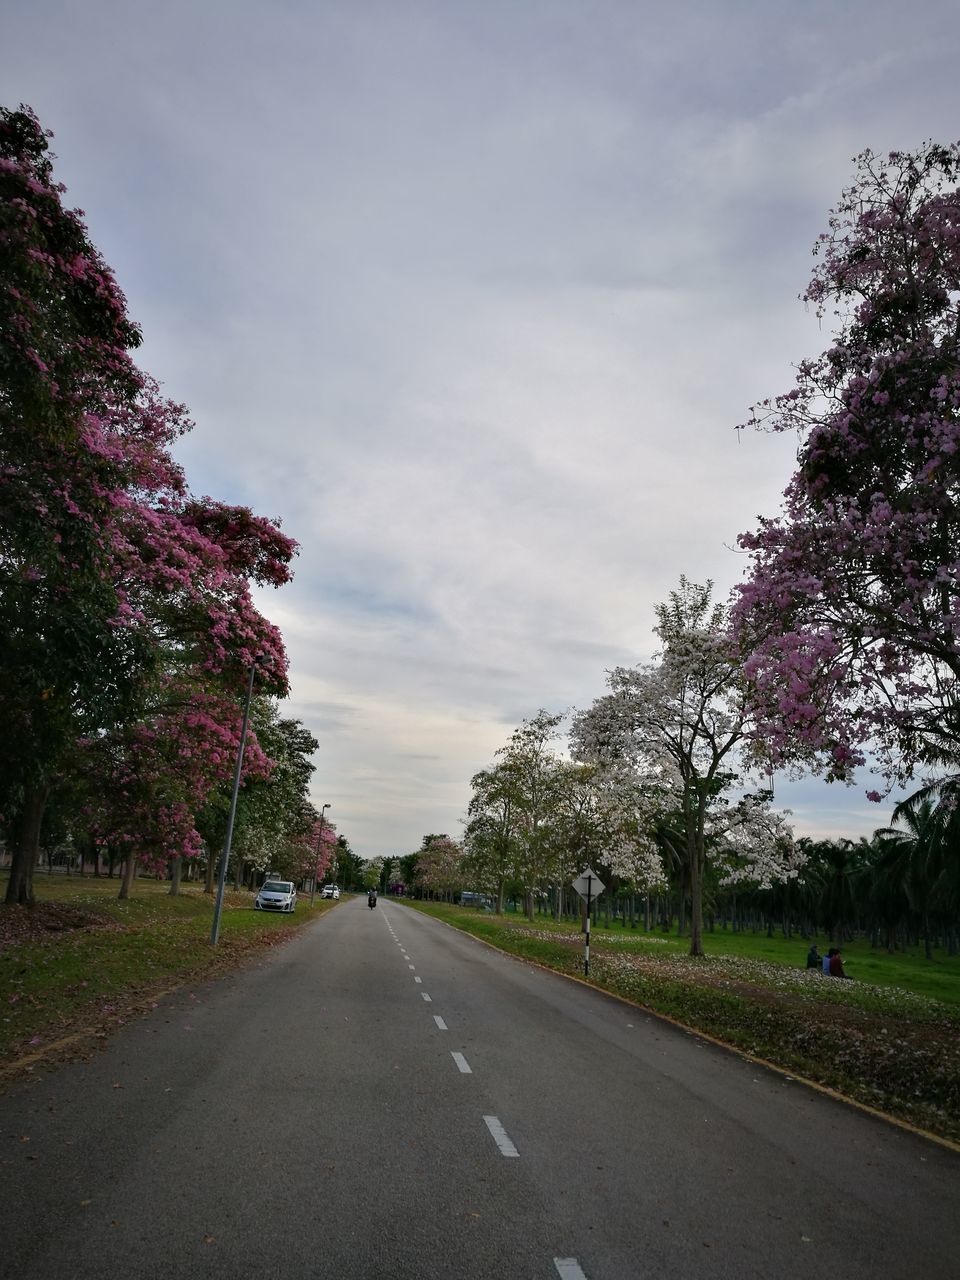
0 896 956 1279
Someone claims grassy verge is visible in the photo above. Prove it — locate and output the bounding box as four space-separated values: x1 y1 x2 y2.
0 874 335 1073
399 900 960 1145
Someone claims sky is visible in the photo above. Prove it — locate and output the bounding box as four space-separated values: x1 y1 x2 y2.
3 1 959 859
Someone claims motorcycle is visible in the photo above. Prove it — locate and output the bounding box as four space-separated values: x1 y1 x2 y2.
368 893 377 909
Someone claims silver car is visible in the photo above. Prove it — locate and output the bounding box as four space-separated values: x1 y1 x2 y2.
255 880 297 912
320 885 340 899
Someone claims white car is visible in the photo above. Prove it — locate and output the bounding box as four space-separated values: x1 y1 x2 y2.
255 880 297 912
320 885 340 900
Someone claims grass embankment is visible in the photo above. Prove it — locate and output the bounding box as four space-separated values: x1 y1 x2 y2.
0 874 335 1074
399 900 960 1145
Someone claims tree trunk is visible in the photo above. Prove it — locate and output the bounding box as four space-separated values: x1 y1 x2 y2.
4 786 49 906
169 856 182 896
118 852 137 901
688 843 705 957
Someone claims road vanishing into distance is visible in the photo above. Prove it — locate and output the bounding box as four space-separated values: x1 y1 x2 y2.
1 897 957 1280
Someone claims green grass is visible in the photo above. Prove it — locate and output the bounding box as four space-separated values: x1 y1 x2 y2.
399 900 960 1144
465 905 960 1006
0 873 335 1066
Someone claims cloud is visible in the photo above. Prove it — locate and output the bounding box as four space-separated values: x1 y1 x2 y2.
3 0 958 854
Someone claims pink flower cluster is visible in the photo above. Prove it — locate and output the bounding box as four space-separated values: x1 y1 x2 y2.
734 142 960 789
2 105 303 872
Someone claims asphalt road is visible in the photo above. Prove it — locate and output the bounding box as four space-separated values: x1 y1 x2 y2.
0 896 957 1279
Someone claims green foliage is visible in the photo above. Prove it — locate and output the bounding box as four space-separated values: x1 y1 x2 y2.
333 836 363 890
205 703 319 879
362 858 383 890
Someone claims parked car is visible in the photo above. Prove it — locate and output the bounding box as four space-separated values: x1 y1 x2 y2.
255 880 297 912
320 885 340 899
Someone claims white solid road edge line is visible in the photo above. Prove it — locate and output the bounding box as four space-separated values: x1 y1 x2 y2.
451 1052 472 1074
483 1115 519 1157
433 1016 448 1030
554 1260 588 1280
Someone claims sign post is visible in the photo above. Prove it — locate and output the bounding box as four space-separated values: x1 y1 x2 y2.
572 868 605 977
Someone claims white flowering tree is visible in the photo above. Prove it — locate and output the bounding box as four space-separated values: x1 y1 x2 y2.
588 768 669 894
494 710 568 920
362 857 384 891
572 579 797 956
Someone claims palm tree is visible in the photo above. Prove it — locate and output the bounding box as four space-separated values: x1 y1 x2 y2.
876 785 955 960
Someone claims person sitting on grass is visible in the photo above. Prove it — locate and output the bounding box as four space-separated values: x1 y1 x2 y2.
829 947 850 979
806 943 821 969
822 947 835 974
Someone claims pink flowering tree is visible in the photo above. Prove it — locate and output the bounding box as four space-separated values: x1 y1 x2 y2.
209 711 320 891
413 836 466 901
79 683 274 899
2 104 150 903
260 809 336 886
311 817 338 886
734 142 960 796
1 106 296 904
68 381 297 900
572 579 797 956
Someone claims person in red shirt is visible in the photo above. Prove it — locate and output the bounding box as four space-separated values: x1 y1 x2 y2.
829 948 850 979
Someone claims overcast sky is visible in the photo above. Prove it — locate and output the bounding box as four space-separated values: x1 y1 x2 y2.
4 1 959 858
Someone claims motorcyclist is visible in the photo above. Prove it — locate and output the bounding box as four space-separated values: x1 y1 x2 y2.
368 890 377 908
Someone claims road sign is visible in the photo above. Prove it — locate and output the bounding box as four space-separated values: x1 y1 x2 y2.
572 869 605 900
572 869 604 978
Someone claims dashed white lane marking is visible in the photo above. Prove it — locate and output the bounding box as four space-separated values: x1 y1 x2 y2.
554 1260 588 1279
421 992 432 1002
451 1052 472 1074
408 964 416 970
483 1115 519 1157
433 1016 448 1031
414 976 423 984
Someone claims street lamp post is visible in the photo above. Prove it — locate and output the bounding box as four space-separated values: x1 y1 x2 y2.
310 803 331 906
210 657 260 947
